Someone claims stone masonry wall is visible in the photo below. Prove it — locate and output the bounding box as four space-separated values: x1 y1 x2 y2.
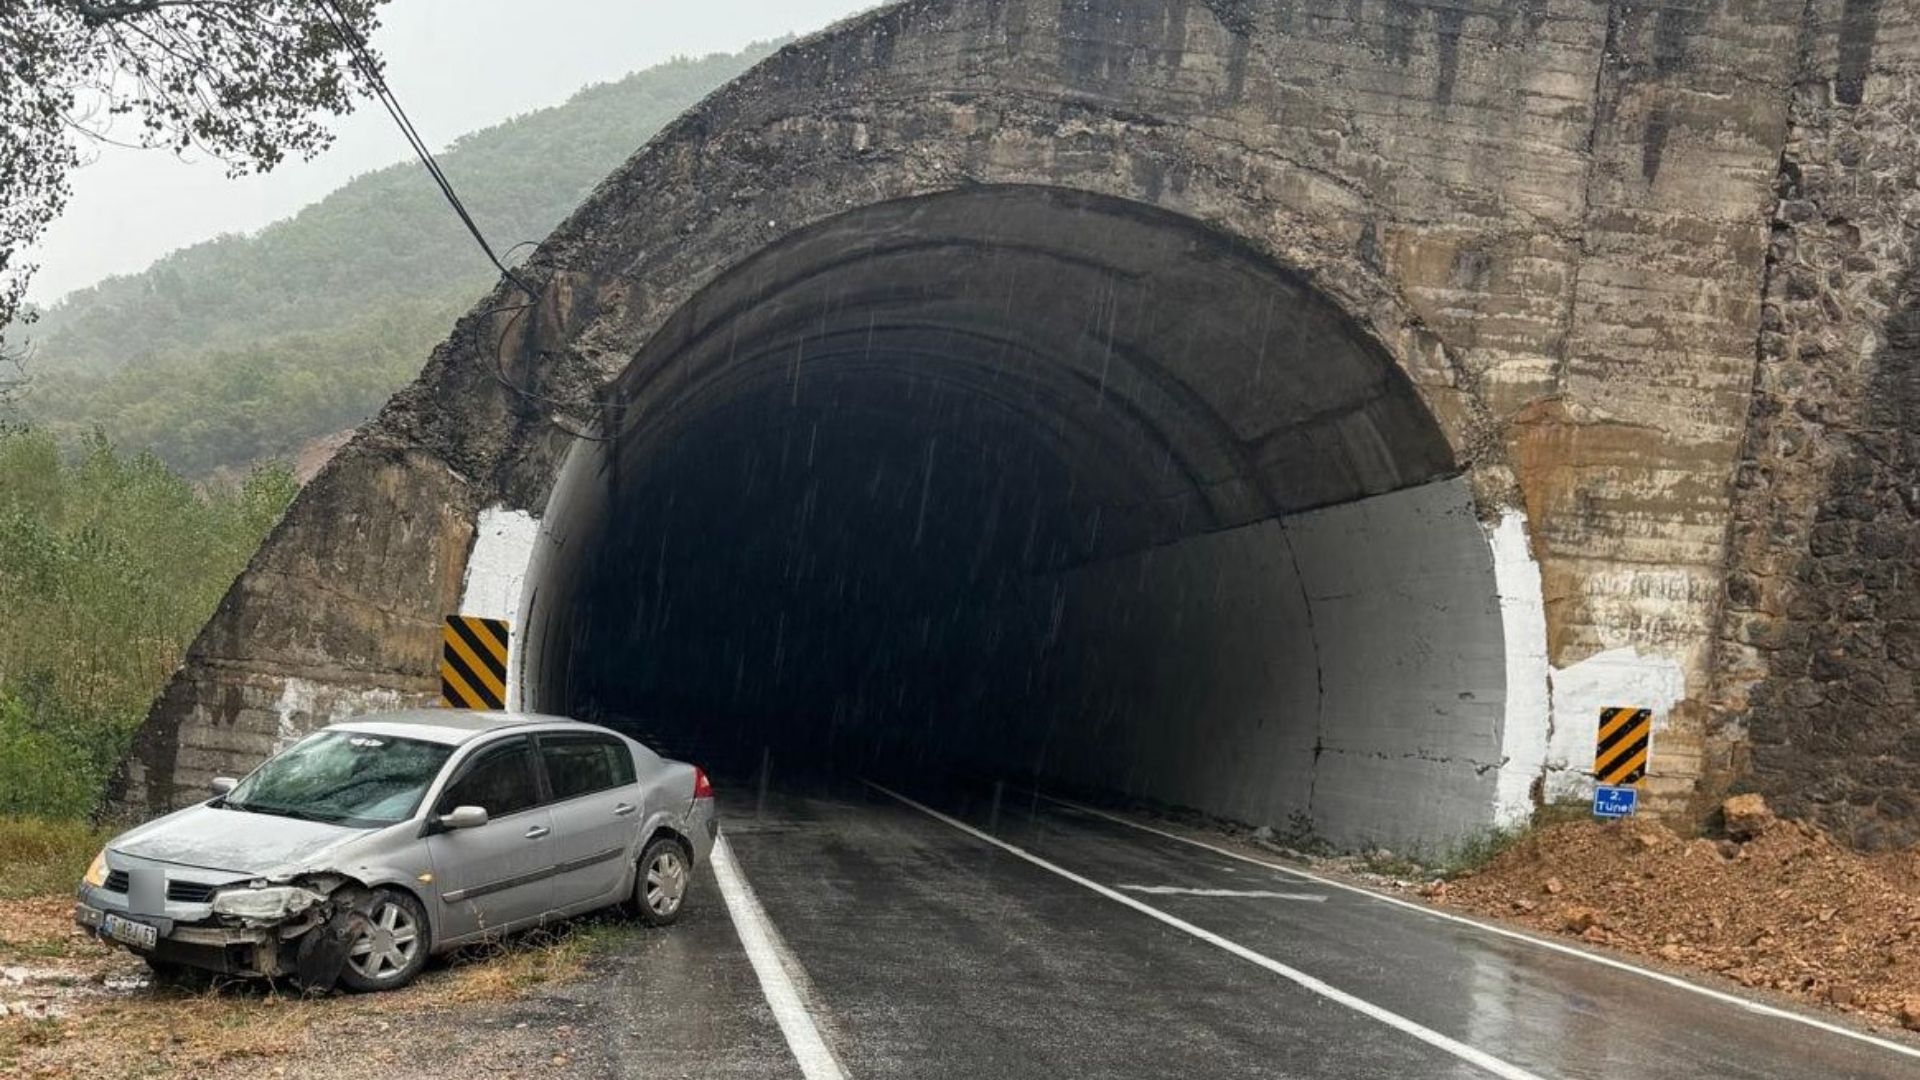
1709 0 1920 847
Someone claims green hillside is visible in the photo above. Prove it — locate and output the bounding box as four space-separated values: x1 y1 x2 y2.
13 42 777 474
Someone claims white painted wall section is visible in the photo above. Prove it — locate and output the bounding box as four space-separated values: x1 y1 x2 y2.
459 506 541 710
1489 512 1551 827
1543 647 1685 801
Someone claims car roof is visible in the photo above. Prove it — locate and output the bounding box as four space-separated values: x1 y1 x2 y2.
326 709 601 747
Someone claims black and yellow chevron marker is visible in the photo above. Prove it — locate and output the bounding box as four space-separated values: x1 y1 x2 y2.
441 615 510 710
1593 706 1653 786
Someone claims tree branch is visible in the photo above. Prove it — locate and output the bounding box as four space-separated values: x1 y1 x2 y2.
71 2 190 21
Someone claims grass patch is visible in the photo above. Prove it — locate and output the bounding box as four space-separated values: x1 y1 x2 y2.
1435 799 1593 879
2 986 321 1078
0 1016 67 1074
1357 849 1430 879
435 914 641 1004
1437 825 1528 877
46 985 311 1077
1350 800 1597 882
0 816 109 900
0 934 79 962
1 911 647 1079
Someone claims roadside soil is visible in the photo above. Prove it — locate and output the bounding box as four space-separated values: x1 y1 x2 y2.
1422 809 1920 1033
1145 795 1920 1037
0 894 641 1080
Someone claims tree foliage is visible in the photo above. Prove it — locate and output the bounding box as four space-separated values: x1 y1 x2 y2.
0 428 296 818
0 0 389 359
29 289 465 476
0 347 21 412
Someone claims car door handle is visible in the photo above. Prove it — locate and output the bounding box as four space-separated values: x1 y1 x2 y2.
613 803 636 817
524 825 550 839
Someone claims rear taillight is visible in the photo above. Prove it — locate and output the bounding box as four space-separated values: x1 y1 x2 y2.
693 766 714 799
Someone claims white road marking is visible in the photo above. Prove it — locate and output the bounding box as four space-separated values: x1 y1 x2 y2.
1044 794 1920 1065
709 833 850 1080
868 782 1542 1080
1117 884 1326 901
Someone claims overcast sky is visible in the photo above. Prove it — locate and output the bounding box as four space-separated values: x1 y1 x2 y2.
27 0 878 303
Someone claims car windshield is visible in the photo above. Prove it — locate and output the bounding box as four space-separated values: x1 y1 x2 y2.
226 730 454 827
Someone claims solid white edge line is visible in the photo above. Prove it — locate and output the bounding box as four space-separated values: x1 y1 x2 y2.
1042 793 1920 1063
1116 884 1328 901
867 781 1542 1080
710 832 850 1080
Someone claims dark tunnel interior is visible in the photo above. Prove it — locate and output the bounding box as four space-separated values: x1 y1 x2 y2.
517 186 1513 848
580 368 1085 770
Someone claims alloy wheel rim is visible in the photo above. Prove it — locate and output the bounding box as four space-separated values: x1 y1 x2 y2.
645 849 686 915
347 900 419 981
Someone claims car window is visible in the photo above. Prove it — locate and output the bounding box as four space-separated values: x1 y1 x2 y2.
437 737 539 817
539 734 636 801
226 730 453 827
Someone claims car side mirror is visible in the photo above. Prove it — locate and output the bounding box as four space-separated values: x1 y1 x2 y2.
209 777 238 796
436 805 489 830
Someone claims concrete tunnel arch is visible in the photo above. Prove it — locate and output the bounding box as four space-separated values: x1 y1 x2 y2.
508 185 1519 850
118 0 1683 856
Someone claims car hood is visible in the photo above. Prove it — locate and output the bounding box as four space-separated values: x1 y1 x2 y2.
111 802 373 877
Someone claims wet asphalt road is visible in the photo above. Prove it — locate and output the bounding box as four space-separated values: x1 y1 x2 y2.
569 781 1920 1079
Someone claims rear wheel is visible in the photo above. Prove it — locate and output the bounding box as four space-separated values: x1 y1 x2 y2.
337 889 429 993
634 836 691 926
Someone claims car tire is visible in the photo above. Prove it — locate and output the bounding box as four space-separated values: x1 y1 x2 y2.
336 888 431 993
633 836 692 927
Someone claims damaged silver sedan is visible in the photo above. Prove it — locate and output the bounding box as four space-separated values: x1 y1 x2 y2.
75 711 717 992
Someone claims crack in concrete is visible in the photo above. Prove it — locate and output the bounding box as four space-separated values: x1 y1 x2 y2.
1315 745 1508 773
1276 516 1328 824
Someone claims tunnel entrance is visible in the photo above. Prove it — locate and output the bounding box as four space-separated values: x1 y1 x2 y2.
517 186 1510 851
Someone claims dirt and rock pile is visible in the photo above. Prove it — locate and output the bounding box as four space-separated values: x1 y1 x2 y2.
1434 796 1920 1031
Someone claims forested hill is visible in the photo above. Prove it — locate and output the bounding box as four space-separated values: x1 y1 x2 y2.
28 43 776 372
10 43 776 478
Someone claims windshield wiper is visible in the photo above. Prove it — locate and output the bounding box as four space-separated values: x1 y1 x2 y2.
228 802 342 824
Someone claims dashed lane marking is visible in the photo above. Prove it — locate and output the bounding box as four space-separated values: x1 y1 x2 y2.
1042 794 1920 1065
868 782 1542 1080
1117 884 1327 901
709 833 849 1080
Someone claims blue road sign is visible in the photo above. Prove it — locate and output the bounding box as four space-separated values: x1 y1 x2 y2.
1592 784 1639 819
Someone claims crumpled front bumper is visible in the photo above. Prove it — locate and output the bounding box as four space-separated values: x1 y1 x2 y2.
73 855 332 979
75 888 286 975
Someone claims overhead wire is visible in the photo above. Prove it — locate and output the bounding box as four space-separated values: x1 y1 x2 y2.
313 0 529 294
312 0 619 440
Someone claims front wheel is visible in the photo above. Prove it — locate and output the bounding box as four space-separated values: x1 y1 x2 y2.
634 836 691 926
337 888 430 993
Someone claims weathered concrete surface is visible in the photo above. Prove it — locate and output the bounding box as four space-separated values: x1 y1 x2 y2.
109 0 1919 847
1026 478 1509 851
113 446 472 813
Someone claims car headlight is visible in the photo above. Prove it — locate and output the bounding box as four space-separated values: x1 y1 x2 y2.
83 849 110 888
211 884 325 921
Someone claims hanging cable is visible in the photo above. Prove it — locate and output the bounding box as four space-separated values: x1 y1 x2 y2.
313 0 532 295
313 0 618 440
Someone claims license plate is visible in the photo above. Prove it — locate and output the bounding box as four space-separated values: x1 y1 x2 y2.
103 913 158 950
